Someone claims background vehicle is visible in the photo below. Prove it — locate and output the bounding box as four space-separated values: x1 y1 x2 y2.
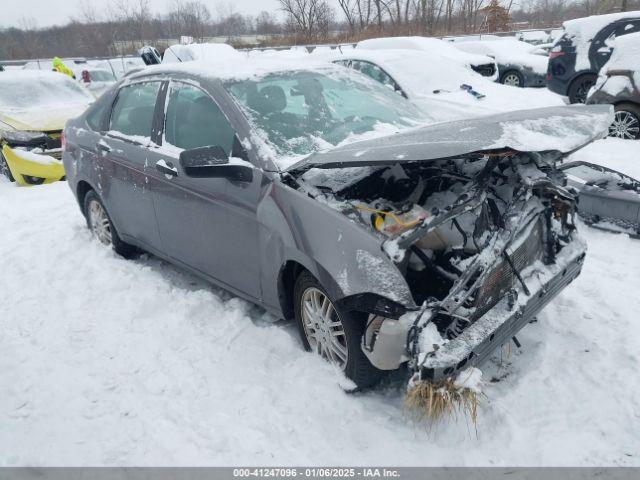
78 67 117 97
548 11 640 103
356 36 499 80
453 38 548 87
587 32 640 140
0 71 94 185
63 59 603 389
331 49 563 121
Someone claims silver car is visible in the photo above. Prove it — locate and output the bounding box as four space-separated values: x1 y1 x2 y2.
63 61 606 389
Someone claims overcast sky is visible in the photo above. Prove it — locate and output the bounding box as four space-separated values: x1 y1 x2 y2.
1 0 287 28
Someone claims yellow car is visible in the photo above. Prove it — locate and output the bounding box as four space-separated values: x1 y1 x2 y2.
0 71 94 186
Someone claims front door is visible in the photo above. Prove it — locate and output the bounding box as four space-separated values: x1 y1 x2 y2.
150 81 263 300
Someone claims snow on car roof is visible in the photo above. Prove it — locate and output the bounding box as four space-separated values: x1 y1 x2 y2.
162 43 241 64
563 10 640 39
129 55 345 83
603 31 640 72
356 36 495 67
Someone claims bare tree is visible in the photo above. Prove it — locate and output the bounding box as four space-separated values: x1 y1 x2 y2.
278 0 336 41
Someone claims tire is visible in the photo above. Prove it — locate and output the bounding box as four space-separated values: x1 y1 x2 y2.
500 70 524 88
293 270 385 390
0 151 15 182
609 103 640 140
83 190 138 258
568 74 597 104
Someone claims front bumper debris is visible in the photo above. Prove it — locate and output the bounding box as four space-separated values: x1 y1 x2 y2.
419 245 586 382
2 144 65 186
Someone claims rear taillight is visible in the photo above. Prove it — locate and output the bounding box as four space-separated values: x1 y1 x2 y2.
549 51 565 59
61 131 66 151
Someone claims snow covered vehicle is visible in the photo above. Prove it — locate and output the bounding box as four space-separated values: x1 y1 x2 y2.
548 11 640 103
330 49 563 122
452 38 549 88
587 32 640 140
0 71 94 186
356 36 499 81
62 59 610 389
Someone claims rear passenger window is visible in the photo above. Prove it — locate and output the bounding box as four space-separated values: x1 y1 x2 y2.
109 82 160 139
164 83 236 155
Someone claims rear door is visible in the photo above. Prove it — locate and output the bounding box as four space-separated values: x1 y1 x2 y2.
99 80 164 250
149 80 263 300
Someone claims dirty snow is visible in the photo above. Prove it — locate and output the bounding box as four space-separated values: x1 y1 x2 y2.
1 137 640 466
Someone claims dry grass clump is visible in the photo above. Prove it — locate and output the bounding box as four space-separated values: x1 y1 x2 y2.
405 377 483 427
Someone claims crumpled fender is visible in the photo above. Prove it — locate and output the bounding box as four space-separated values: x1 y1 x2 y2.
2 144 65 186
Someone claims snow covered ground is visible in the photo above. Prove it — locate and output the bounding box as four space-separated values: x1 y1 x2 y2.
1 139 640 466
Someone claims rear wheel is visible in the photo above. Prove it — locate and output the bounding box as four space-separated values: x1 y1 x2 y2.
568 74 597 104
609 103 640 140
293 271 385 390
0 151 15 182
83 190 138 258
500 70 524 87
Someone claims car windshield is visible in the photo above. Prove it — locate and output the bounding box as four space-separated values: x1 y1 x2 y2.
0 73 93 111
224 69 423 160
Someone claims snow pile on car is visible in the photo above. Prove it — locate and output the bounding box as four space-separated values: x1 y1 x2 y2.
561 11 640 70
454 38 549 75
162 43 241 64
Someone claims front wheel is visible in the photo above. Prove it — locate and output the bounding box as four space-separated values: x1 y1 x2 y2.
568 74 596 104
609 103 640 140
500 70 524 87
83 190 138 258
293 271 385 390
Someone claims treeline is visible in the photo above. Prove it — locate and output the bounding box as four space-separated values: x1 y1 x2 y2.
0 0 638 60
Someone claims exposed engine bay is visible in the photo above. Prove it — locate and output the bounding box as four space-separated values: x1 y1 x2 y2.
298 151 580 343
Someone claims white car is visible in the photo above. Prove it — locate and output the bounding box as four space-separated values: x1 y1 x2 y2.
356 36 499 81
330 49 563 122
452 38 549 87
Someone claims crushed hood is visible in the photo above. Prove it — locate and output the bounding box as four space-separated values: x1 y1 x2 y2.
0 103 91 132
286 105 613 174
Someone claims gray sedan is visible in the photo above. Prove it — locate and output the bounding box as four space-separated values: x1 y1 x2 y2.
63 61 602 389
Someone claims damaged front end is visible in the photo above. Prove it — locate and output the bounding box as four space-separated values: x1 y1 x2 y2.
298 149 586 383
0 130 65 186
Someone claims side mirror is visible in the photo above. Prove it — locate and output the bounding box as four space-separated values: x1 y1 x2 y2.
179 146 253 183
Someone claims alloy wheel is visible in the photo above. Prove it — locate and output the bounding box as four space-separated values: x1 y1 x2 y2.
300 287 349 369
503 73 521 87
609 111 640 140
88 200 113 246
574 80 594 104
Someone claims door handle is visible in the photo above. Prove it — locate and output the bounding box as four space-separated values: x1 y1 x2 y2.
96 142 111 154
156 159 178 178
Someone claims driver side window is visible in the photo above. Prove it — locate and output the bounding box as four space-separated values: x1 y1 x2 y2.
164 83 236 156
351 60 401 94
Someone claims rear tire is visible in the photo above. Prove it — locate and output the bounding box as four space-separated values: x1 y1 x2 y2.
83 190 138 258
609 103 640 140
500 70 524 87
293 270 385 390
0 151 15 182
568 74 597 104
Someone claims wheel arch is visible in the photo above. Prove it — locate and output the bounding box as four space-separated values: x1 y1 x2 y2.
76 180 95 216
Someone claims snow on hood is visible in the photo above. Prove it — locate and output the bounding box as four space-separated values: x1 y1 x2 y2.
0 71 93 131
562 11 640 71
357 36 496 69
162 43 241 64
286 105 613 173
